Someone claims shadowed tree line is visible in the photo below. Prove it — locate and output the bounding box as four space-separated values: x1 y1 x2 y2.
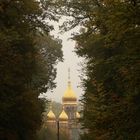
0 0 62 140
1 0 140 140
55 0 140 139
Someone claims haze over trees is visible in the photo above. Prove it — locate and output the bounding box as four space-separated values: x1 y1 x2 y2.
0 0 62 140
0 0 140 140
57 0 140 139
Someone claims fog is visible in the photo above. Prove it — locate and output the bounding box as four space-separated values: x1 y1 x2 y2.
45 18 84 103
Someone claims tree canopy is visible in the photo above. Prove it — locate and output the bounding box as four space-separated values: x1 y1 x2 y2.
57 0 140 139
0 0 63 140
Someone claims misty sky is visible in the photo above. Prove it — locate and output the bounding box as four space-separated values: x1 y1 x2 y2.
45 18 84 103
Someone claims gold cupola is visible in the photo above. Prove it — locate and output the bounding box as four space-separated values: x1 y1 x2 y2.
76 112 81 119
62 68 77 105
59 107 68 123
47 102 56 122
47 110 56 120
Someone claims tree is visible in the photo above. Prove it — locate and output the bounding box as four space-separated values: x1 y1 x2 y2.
0 0 62 140
57 0 140 139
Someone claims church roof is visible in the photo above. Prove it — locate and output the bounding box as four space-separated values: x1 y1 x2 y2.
62 68 77 105
59 108 68 121
47 110 56 120
47 102 56 121
76 112 81 119
62 81 77 100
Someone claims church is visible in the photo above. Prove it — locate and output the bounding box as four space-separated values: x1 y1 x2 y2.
43 69 81 140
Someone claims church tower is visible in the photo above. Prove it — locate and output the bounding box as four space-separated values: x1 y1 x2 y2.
62 68 77 123
59 106 69 125
58 106 69 139
44 68 81 140
46 102 56 127
61 68 81 140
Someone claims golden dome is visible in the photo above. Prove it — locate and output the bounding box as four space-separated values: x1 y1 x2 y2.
59 108 68 121
76 112 81 119
62 82 77 100
62 68 77 105
47 110 56 120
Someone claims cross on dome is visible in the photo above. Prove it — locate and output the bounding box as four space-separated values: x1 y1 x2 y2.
62 68 77 104
68 67 71 87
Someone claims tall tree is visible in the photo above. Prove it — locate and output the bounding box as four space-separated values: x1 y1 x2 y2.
0 0 62 140
58 0 140 139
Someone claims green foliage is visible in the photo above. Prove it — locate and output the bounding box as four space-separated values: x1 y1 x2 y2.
58 0 140 139
0 0 62 140
34 34 63 93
